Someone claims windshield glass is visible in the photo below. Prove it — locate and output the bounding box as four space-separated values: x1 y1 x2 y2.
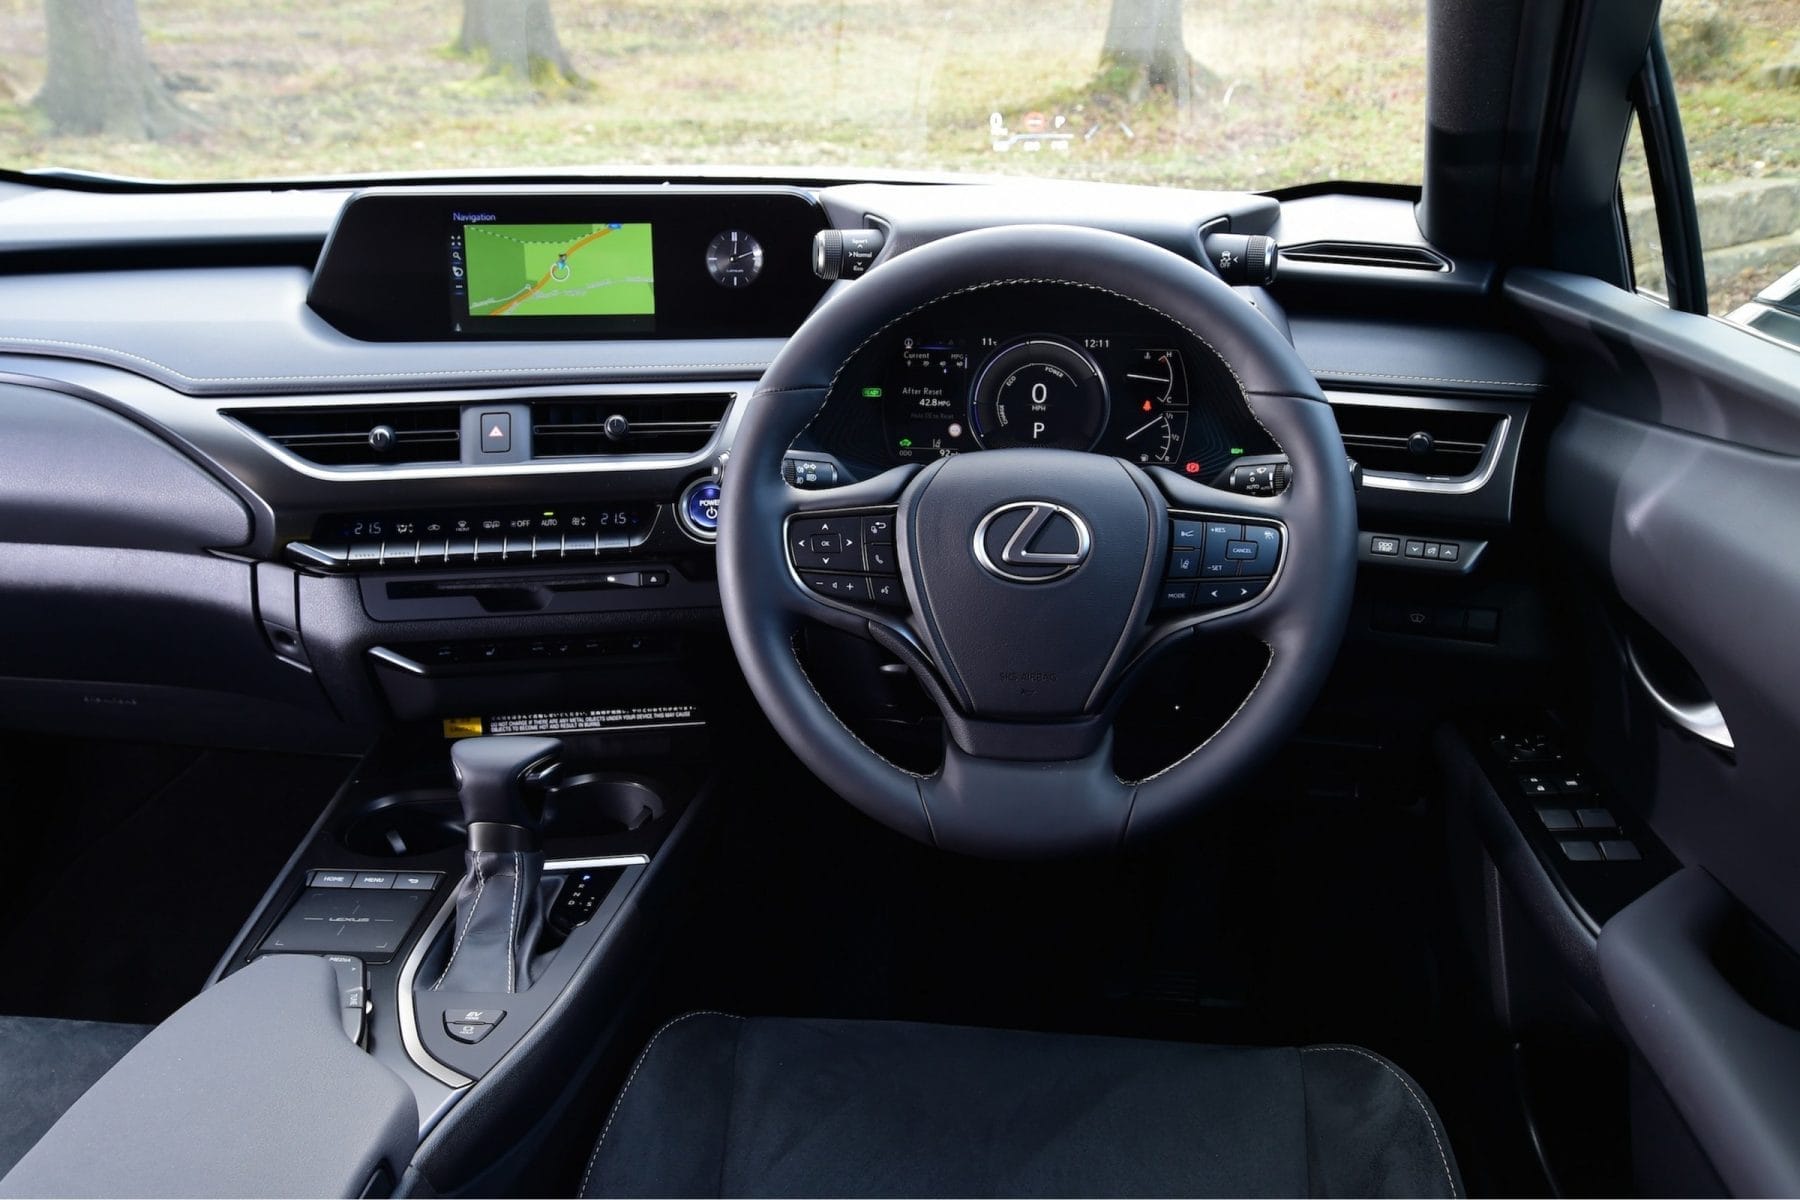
0 0 1427 187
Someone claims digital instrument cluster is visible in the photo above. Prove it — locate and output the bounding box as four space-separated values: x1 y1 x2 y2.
871 334 1244 475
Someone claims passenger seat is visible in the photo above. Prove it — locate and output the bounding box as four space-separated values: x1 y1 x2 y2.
0 1015 151 1176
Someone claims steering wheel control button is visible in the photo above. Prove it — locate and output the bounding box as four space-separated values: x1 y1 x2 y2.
479 412 512 454
1157 582 1197 609
678 478 722 541
1195 580 1267 607
1168 549 1200 578
790 518 863 570
801 573 871 601
1200 522 1241 577
1225 540 1259 561
863 516 896 544
866 544 900 574
869 578 906 607
1171 520 1205 549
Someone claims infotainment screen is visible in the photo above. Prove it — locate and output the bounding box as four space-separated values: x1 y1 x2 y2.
457 221 655 320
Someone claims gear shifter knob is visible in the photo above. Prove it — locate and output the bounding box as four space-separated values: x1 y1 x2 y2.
451 735 564 842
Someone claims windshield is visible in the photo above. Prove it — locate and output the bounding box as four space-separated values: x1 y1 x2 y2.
0 0 1426 187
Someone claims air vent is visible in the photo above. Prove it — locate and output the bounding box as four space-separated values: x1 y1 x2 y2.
229 404 461 466
1283 241 1451 272
529 393 732 458
1332 403 1503 480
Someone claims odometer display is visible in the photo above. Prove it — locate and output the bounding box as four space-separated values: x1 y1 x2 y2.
969 338 1109 452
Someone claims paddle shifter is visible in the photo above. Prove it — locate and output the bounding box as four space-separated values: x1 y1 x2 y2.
429 735 563 996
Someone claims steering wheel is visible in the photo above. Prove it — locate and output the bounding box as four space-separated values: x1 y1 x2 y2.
718 225 1355 857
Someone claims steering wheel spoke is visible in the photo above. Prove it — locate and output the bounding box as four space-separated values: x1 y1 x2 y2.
770 464 920 638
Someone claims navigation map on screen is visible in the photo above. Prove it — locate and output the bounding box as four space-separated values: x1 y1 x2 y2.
462 221 655 318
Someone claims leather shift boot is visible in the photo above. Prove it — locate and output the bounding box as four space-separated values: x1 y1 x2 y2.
429 847 547 994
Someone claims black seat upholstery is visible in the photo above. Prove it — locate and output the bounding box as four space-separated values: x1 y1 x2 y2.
0 1014 150 1178
581 1013 1462 1198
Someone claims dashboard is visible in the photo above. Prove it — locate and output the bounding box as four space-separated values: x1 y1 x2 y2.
0 176 1544 755
806 285 1278 483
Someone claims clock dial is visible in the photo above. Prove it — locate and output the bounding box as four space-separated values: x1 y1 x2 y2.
705 230 764 288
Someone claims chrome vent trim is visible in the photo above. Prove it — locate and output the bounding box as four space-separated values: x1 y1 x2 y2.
1284 241 1451 272
529 392 733 458
224 403 462 466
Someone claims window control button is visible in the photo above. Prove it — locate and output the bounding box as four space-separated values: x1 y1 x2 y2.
1576 807 1616 829
1560 840 1603 862
1554 773 1589 796
1536 807 1579 831
1600 839 1642 862
1519 775 1560 797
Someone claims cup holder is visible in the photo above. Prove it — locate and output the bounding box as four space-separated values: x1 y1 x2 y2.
341 774 666 858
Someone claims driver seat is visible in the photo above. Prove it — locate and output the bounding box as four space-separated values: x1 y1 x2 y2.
580 1013 1462 1198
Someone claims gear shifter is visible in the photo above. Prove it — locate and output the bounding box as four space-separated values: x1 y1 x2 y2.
428 735 563 995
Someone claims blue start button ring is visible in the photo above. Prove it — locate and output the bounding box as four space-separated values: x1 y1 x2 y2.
678 477 722 541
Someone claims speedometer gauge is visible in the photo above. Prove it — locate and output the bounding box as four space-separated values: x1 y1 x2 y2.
969 337 1109 451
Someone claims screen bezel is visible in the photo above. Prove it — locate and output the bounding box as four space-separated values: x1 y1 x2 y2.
308 187 832 341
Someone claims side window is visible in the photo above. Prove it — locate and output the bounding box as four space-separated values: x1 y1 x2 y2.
1619 112 1667 302
1657 2 1800 343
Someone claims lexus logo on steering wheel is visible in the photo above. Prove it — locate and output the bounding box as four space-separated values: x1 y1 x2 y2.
973 502 1092 583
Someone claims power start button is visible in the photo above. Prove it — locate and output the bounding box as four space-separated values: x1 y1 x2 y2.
678 478 721 542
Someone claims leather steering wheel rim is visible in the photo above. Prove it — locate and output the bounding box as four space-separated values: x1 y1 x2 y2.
718 225 1356 857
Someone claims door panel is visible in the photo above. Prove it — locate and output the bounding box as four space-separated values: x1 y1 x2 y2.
1508 265 1800 1190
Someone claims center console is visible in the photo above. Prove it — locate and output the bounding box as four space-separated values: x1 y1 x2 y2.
203 722 716 1189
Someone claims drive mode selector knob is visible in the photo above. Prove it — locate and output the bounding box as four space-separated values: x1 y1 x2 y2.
679 477 721 541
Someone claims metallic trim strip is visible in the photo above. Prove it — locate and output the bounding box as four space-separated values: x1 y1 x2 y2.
545 854 652 870
1627 641 1735 752
396 891 476 1089
393 854 650 1091
1322 391 1514 497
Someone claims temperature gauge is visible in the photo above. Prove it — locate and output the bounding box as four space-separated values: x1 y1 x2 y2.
1118 348 1190 464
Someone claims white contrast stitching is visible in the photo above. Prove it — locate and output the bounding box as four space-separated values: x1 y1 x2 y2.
0 336 771 385
579 1011 744 1197
1300 1045 1458 1197
431 856 485 991
506 850 521 995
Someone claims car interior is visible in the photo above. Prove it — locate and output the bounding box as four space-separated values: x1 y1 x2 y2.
1 0 1799 1195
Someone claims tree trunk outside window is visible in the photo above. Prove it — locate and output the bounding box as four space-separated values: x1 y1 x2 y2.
456 0 580 85
37 0 190 139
